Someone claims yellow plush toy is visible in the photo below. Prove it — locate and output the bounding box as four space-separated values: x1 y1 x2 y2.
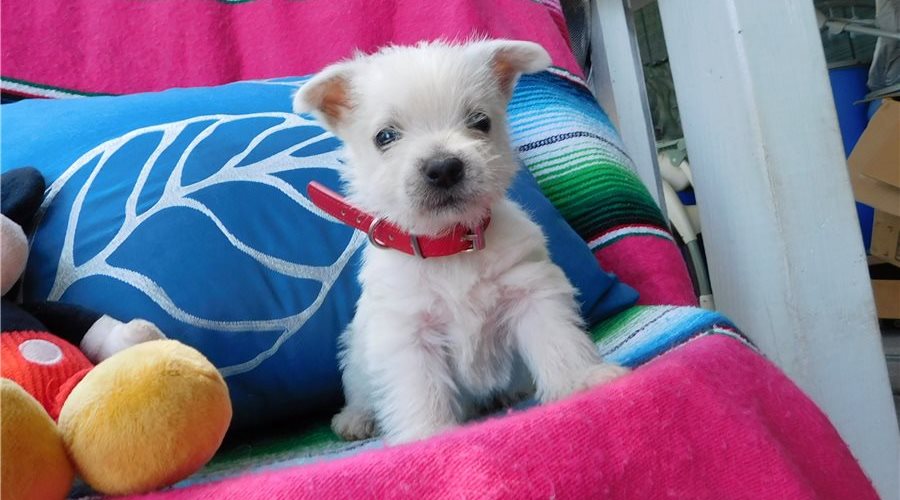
1 379 74 500
2 340 232 498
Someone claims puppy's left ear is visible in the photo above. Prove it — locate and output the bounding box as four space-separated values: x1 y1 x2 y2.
292 61 356 132
472 40 552 98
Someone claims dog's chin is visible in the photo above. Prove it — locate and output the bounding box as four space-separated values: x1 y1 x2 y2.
420 192 466 213
408 191 494 236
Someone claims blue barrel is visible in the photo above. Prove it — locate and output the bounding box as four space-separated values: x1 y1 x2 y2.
829 65 874 250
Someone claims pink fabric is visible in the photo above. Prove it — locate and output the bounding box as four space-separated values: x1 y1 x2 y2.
597 235 698 306
128 336 875 500
1 0 580 96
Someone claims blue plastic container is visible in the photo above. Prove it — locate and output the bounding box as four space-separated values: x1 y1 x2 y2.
828 65 874 250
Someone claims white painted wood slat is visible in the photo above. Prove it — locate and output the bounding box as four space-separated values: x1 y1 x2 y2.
653 1 899 497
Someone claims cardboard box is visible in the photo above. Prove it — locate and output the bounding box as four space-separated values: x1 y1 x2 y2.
851 98 900 188
872 279 900 319
871 210 900 267
848 98 900 219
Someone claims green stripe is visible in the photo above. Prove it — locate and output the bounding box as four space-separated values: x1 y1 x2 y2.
545 174 659 210
590 307 646 343
541 175 652 207
567 200 666 232
544 182 652 212
537 167 648 202
532 165 667 235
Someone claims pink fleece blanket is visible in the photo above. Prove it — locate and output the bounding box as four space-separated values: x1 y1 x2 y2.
128 335 876 499
1 0 580 97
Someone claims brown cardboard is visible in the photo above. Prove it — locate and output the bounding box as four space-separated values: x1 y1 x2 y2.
850 168 900 217
848 98 900 220
872 279 900 319
848 98 900 188
871 210 900 268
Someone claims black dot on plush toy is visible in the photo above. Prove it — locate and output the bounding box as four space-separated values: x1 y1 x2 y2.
1 167 45 235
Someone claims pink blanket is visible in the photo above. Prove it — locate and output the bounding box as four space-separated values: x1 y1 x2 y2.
128 335 876 499
1 0 580 97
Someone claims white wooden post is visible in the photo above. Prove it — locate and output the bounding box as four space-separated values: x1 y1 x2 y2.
589 0 666 213
655 1 899 497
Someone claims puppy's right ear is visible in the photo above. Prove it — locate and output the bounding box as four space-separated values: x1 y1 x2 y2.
292 62 355 131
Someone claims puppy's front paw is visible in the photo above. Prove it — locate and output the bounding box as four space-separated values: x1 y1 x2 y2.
579 363 630 391
332 407 377 441
384 422 454 446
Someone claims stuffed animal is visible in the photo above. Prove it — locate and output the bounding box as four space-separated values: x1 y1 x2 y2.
0 167 233 499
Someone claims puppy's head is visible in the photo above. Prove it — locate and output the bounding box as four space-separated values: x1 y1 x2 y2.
294 40 550 235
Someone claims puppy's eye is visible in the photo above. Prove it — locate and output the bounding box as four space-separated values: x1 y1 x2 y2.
374 127 401 150
466 112 491 133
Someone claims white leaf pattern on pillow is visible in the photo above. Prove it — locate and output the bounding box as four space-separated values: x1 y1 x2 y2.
37 112 365 376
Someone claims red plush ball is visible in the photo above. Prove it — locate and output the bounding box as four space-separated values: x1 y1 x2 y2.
1 331 93 419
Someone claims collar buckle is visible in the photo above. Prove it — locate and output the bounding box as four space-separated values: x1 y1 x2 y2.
409 235 424 258
367 217 389 249
462 226 486 253
369 216 425 258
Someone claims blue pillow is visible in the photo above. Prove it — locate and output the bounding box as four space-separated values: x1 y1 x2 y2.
0 77 637 428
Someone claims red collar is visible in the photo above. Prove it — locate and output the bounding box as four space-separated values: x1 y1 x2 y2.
307 182 490 259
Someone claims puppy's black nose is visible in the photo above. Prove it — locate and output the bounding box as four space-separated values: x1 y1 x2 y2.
423 156 465 189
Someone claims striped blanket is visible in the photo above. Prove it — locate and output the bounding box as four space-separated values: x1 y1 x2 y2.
509 71 695 305
96 307 876 500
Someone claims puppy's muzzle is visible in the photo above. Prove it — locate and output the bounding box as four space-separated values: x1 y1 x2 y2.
423 156 465 189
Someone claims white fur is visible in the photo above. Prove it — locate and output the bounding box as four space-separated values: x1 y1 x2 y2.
295 40 628 445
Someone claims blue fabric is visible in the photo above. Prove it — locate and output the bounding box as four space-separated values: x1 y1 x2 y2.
0 76 637 429
828 66 874 250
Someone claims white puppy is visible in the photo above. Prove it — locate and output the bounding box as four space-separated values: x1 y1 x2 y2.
294 40 628 444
